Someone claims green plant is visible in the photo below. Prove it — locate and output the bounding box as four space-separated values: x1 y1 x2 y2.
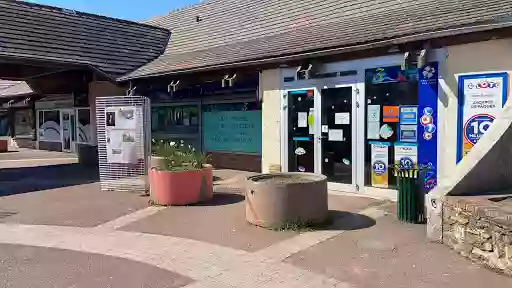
152 139 210 172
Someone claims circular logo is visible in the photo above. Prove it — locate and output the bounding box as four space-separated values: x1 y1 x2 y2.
423 132 433 140
423 107 434 116
425 123 436 134
399 157 414 169
463 114 495 145
420 115 433 126
372 160 387 176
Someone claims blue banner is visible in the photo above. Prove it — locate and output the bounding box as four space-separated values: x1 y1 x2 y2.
202 110 262 154
417 63 439 191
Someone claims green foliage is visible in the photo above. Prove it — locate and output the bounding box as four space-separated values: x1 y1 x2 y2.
152 139 210 172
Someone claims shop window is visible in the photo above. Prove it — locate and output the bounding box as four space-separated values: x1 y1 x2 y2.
151 105 200 135
151 104 201 151
77 108 91 143
202 101 262 154
0 112 9 137
14 110 34 137
38 110 61 142
364 66 418 190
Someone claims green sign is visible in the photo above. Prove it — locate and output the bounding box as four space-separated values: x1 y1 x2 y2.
202 111 262 154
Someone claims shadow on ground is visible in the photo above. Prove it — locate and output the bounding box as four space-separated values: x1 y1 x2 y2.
320 210 376 231
190 192 245 207
0 164 99 197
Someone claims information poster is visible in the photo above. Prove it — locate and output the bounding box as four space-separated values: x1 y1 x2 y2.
394 142 418 169
457 73 508 162
370 141 391 188
106 106 139 164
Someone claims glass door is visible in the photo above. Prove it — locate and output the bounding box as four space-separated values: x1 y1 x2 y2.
61 109 76 152
318 85 358 191
286 88 318 173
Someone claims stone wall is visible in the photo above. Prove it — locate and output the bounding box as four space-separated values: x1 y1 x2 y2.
443 196 512 276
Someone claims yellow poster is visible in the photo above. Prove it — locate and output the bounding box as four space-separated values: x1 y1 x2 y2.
370 142 390 188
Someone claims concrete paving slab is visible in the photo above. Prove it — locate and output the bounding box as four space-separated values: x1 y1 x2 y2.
0 183 149 227
121 187 298 252
0 243 192 288
285 212 512 288
122 190 386 253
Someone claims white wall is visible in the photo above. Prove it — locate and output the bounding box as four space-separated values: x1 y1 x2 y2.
260 69 282 173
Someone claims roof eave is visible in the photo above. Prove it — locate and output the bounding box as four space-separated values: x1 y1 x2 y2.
118 21 512 82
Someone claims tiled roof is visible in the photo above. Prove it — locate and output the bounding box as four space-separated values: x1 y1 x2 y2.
120 0 512 80
0 80 33 98
0 0 170 77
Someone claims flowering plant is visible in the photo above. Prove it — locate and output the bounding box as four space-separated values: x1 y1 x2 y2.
151 139 210 172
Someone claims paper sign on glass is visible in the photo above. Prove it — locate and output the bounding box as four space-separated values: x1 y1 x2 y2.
298 112 307 128
328 129 344 141
367 105 380 122
335 112 350 125
367 122 380 139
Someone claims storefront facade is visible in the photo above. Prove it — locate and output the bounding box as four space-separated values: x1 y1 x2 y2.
35 94 92 152
259 38 512 199
259 51 445 199
147 75 262 172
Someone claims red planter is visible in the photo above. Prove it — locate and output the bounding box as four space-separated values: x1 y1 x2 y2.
149 165 213 206
0 139 8 153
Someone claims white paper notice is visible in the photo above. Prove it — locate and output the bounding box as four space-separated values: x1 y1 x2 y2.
367 105 381 122
322 125 329 133
328 129 344 141
335 112 350 125
298 112 307 128
367 122 380 139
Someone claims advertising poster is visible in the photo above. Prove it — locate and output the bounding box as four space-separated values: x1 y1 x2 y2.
394 142 418 169
382 106 399 122
106 106 139 164
399 106 418 125
457 73 508 162
418 63 439 191
399 125 417 142
370 141 391 188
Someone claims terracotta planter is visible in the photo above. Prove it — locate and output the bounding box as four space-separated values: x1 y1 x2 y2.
150 164 213 205
0 139 7 153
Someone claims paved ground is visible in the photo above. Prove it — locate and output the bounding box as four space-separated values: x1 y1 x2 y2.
0 150 511 287
0 244 192 288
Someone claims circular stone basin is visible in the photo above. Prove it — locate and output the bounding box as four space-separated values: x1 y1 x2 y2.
245 173 328 229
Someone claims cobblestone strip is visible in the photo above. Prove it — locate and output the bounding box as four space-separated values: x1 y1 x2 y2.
93 206 166 230
0 224 352 288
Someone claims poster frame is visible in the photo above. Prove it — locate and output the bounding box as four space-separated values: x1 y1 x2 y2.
456 72 509 162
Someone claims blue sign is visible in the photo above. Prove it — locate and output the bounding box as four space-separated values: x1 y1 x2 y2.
418 63 439 192
372 160 387 175
399 105 418 124
202 111 262 154
463 114 495 145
